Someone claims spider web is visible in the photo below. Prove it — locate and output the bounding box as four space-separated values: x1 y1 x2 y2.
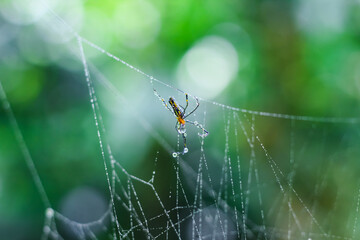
1 1 360 240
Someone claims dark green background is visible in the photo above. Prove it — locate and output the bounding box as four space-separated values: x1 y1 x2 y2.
1 0 360 239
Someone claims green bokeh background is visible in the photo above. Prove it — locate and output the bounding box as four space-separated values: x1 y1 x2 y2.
1 0 360 239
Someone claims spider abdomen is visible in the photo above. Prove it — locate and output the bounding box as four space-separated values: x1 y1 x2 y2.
169 97 183 118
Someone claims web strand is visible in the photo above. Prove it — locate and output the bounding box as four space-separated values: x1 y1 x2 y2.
0 80 51 209
38 0 359 125
3 1 360 239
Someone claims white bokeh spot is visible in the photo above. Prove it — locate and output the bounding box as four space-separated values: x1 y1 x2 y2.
295 0 348 34
177 36 238 99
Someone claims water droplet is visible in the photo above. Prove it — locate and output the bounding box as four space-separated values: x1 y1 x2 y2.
46 208 54 218
194 121 198 125
183 133 187 137
43 226 51 234
178 125 186 134
172 152 178 158
198 132 208 138
179 128 186 134
183 148 189 154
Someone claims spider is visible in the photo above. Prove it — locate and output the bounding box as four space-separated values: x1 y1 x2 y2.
154 89 209 157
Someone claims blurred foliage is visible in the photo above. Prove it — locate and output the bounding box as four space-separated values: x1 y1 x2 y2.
0 0 360 239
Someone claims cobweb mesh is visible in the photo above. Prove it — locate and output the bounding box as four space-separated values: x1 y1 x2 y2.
1 1 360 240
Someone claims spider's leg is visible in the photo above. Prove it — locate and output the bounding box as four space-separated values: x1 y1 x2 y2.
179 123 188 153
175 121 179 132
172 122 189 157
183 93 189 114
183 96 199 119
153 88 176 116
181 131 187 153
185 119 209 138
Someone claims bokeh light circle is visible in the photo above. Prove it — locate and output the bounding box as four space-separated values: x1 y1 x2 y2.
177 36 239 99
